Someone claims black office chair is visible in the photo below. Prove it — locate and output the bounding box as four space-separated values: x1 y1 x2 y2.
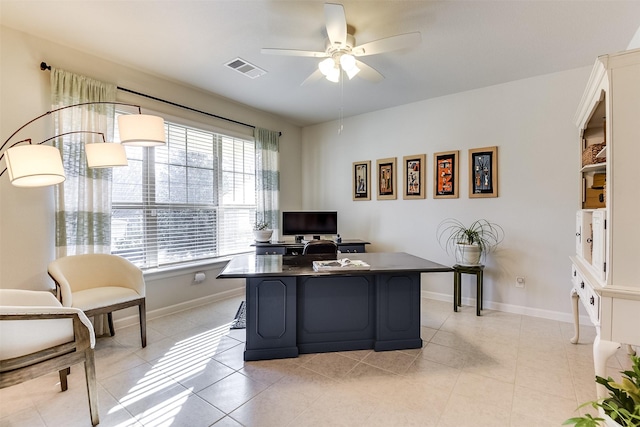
302 240 338 256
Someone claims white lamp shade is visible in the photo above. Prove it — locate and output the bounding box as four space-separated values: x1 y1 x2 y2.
326 67 340 83
345 64 360 80
85 143 128 168
318 57 335 76
339 54 356 71
5 145 66 187
118 114 166 147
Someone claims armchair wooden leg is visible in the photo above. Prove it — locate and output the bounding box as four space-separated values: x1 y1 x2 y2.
58 368 68 391
139 299 147 348
107 312 115 337
83 349 100 426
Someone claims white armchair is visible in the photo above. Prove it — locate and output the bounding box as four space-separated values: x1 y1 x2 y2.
48 253 146 347
0 289 99 426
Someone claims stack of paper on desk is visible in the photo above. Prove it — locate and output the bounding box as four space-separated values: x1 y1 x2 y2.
312 258 371 272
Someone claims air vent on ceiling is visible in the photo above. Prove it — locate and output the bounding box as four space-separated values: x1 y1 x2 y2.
225 58 267 79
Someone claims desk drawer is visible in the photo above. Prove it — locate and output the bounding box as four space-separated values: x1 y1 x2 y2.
338 244 365 253
255 246 286 255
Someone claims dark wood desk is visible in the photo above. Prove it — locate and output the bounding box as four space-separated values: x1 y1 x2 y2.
217 252 452 361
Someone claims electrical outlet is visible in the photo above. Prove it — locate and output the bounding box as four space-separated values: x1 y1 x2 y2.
515 276 525 288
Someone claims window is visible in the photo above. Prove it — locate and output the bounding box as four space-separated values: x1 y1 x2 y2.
111 115 256 269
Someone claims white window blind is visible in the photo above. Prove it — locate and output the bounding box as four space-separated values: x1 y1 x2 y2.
111 115 256 269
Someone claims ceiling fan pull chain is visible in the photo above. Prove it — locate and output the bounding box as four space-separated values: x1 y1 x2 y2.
339 70 344 134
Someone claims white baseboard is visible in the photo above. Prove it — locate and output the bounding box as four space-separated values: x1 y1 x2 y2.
113 287 244 329
421 290 594 326
116 287 591 331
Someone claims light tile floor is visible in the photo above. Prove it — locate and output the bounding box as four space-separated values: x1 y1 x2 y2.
0 296 635 427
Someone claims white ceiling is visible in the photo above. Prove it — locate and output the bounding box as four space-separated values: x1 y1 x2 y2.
1 1 639 127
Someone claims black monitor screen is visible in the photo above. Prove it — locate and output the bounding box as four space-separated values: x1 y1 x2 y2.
282 211 338 236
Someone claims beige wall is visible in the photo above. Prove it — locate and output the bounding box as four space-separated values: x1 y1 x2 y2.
301 67 591 321
0 26 303 312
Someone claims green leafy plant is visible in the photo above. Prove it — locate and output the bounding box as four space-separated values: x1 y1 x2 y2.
254 220 270 231
436 218 504 257
564 355 640 427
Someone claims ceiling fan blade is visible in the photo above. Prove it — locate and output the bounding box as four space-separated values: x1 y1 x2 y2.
301 69 324 86
355 60 384 83
261 48 327 58
352 32 422 56
324 3 347 47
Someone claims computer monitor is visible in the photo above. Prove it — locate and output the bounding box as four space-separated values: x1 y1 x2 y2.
282 211 338 240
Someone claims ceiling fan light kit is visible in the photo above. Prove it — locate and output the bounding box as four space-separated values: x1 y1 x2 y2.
318 53 359 82
339 54 360 79
318 57 336 76
326 67 340 83
262 2 421 84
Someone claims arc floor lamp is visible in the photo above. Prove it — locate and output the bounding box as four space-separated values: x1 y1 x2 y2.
0 102 165 187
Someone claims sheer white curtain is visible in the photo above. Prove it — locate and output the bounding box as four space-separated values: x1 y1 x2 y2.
254 128 280 233
51 68 116 257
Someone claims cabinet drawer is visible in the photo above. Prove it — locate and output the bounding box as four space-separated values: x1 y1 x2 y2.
572 264 600 324
338 244 365 253
584 285 600 323
255 246 286 255
573 268 588 301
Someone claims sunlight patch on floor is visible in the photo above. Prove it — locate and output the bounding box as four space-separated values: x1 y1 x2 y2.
108 323 232 424
133 388 192 427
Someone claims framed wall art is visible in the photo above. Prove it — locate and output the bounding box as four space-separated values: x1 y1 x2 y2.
403 154 426 199
376 157 397 200
433 150 459 199
469 146 498 198
352 160 371 201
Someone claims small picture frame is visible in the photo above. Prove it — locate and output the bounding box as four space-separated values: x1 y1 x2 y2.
433 150 459 199
469 146 498 198
353 160 371 201
377 157 397 200
403 154 426 199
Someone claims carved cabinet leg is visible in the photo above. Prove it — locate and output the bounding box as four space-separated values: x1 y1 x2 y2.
593 335 620 399
626 344 637 356
570 288 580 344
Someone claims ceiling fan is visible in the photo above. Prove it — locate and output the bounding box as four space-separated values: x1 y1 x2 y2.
261 3 421 84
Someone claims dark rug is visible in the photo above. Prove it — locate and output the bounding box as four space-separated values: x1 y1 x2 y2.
230 301 246 329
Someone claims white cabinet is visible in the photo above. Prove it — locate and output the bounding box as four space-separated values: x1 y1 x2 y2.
570 49 640 398
590 210 606 281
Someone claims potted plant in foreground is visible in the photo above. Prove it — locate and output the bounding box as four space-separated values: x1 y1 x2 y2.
564 354 640 427
436 218 504 266
253 220 273 243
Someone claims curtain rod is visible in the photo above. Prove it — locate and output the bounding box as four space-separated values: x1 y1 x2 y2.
40 62 281 136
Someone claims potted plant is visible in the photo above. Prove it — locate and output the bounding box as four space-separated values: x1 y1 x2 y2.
253 220 273 243
564 354 640 427
436 218 504 266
